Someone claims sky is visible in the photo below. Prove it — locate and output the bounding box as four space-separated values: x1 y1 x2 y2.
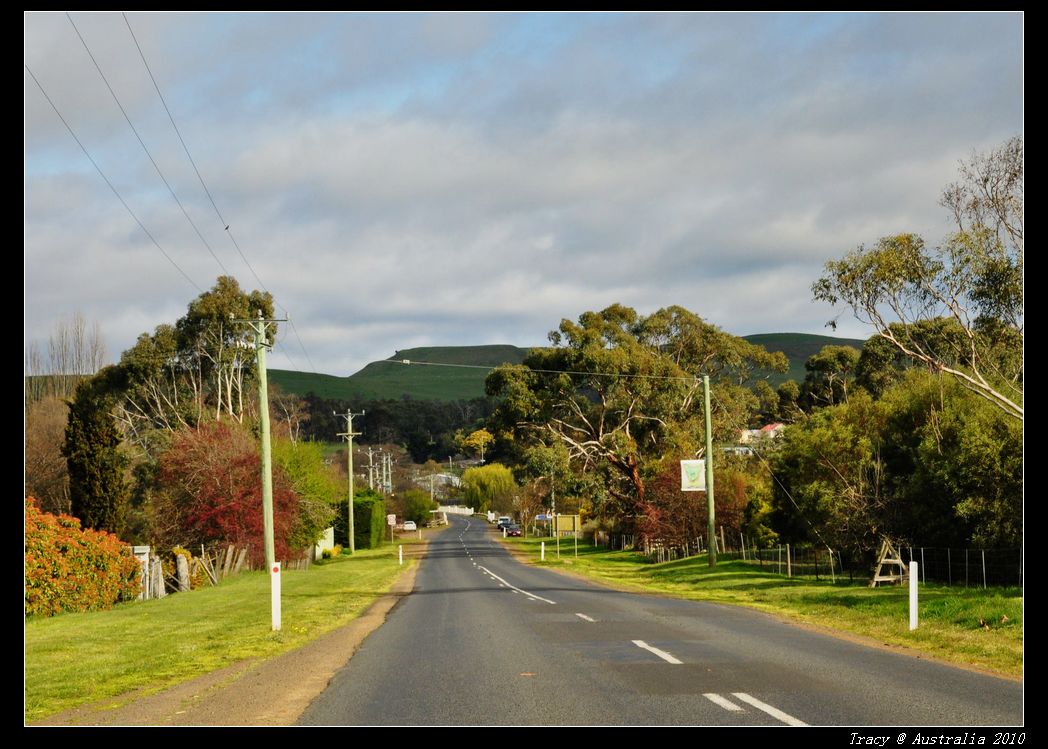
24 12 1024 377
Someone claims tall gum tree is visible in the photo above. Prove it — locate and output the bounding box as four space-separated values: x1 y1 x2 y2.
486 304 786 519
814 137 1023 421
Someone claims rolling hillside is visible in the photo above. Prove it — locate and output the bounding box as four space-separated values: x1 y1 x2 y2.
270 345 529 402
745 332 865 387
269 335 865 402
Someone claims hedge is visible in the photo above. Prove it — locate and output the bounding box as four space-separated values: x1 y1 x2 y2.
334 490 386 550
25 497 140 617
355 496 386 550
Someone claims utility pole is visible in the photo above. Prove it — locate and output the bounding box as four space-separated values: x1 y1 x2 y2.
367 447 375 490
337 409 364 554
233 311 286 631
704 375 717 568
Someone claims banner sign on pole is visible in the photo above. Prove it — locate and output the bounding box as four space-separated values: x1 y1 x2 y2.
680 460 706 492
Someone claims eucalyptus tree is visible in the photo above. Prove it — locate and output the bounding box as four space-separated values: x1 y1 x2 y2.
486 304 786 518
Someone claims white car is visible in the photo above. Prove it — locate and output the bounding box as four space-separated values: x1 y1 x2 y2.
403 521 417 531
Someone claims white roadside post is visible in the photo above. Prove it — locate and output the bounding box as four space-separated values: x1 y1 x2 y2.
271 562 281 631
541 541 545 561
399 545 403 566
909 562 919 630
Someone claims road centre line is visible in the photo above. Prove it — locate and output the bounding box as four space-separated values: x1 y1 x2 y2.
575 613 596 622
631 640 682 664
477 565 556 605
731 692 808 726
703 693 743 711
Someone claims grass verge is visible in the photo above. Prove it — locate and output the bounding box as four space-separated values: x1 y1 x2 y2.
25 547 413 722
504 536 1022 677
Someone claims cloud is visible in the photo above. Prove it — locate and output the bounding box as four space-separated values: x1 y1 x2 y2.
25 12 1023 376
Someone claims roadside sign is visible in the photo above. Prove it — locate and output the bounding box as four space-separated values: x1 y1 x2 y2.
387 513 397 526
681 459 706 491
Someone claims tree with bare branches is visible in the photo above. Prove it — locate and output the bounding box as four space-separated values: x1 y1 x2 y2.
814 137 1023 421
486 305 786 520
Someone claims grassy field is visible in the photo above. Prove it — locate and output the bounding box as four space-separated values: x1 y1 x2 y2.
25 547 413 722
504 536 1022 677
269 336 866 402
270 344 529 401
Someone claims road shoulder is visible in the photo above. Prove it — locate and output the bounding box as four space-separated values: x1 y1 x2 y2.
34 550 424 726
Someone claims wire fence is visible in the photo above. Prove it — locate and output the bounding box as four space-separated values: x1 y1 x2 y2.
595 533 1023 587
745 545 1022 587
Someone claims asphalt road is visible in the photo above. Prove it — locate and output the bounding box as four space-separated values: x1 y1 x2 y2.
299 516 1022 726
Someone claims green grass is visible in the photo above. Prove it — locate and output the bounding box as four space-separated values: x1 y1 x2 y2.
505 536 1022 677
270 344 529 401
270 336 868 402
25 547 413 722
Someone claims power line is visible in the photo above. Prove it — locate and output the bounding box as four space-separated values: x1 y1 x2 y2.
121 12 319 375
397 358 705 382
285 317 319 373
121 12 259 288
25 63 203 294
709 389 830 549
66 12 230 277
271 322 301 372
399 356 831 547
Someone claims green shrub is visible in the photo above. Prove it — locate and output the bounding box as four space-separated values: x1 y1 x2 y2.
334 489 386 550
321 544 343 559
356 496 386 550
25 497 140 617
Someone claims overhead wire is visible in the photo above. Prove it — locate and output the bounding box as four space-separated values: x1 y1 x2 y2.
25 63 203 294
399 357 831 547
709 388 831 549
395 358 702 382
66 12 230 278
121 12 319 375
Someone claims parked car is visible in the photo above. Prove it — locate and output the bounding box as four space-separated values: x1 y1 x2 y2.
403 521 417 531
496 516 512 531
505 524 522 537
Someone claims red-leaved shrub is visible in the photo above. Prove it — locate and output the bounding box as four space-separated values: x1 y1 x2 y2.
24 497 140 617
158 421 299 567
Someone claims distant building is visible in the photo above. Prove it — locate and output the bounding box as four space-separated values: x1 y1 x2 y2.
739 423 785 444
414 472 461 490
760 422 786 438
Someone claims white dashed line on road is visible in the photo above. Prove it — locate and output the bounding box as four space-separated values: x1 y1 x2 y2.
631 640 682 664
731 692 807 726
477 565 557 605
703 693 743 711
575 613 596 622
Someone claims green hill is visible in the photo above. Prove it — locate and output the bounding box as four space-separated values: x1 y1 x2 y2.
269 345 529 402
270 335 866 402
743 332 866 387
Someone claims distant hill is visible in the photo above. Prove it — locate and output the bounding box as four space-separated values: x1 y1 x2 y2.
743 333 866 387
270 335 865 402
269 345 529 402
